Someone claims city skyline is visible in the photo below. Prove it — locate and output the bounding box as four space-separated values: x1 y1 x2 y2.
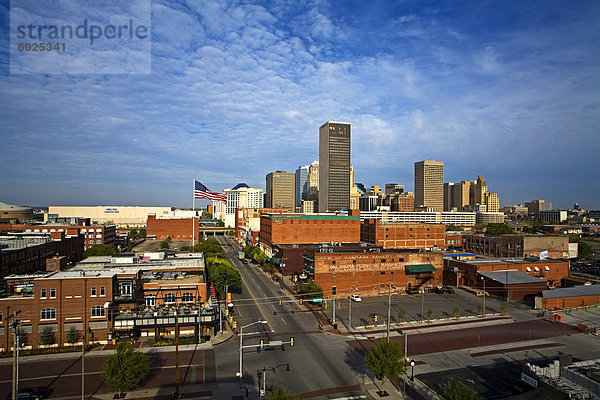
1 1 599 209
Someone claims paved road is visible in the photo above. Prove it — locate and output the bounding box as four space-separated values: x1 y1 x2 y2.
216 237 369 398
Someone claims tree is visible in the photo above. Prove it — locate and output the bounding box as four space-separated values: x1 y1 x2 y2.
206 257 242 294
445 224 464 232
266 388 301 400
485 223 514 235
102 341 150 395
137 228 146 238
364 339 405 390
439 380 482 400
216 221 225 227
39 326 55 346
67 326 80 346
500 302 507 315
227 230 235 236
297 281 323 300
129 229 138 238
84 244 119 258
159 240 170 249
126 243 133 252
477 304 484 316
397 308 405 322
453 307 460 319
570 236 593 259
426 308 433 321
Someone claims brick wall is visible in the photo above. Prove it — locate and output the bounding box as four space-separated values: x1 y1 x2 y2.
361 220 446 249
146 214 198 240
260 215 360 247
542 294 600 309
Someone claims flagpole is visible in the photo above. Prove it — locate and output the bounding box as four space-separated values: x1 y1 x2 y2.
192 180 195 250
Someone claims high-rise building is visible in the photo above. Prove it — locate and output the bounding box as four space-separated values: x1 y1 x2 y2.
265 171 296 211
443 182 455 211
414 160 444 212
307 160 319 201
385 184 404 195
350 164 361 210
223 183 263 227
319 121 351 212
295 165 310 208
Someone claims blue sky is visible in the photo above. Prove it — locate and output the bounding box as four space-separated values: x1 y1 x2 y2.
1 0 599 209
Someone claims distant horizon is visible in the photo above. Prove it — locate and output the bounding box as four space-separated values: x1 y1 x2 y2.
2 1 599 209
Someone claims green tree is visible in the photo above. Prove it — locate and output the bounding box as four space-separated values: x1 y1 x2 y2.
126 243 133 252
84 244 119 258
477 304 484 316
253 249 267 265
102 341 150 395
206 257 242 294
570 236 593 258
500 302 507 315
453 307 460 319
439 380 482 400
426 308 433 321
67 326 80 346
159 240 170 249
201 211 212 219
227 230 235 236
129 229 138 238
266 388 301 400
216 221 225 227
397 308 405 322
485 223 514 235
445 224 464 232
39 326 55 346
364 339 405 389
137 228 146 238
297 281 323 300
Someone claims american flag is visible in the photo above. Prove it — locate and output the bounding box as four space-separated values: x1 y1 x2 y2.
194 180 227 202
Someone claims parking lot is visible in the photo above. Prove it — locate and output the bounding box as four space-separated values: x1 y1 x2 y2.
321 287 538 328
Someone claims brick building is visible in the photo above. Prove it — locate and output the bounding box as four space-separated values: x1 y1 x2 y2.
146 214 199 240
0 223 116 250
536 286 600 309
445 257 569 289
462 234 570 259
478 270 548 300
234 208 288 246
360 220 446 249
259 213 361 257
310 249 443 298
0 232 84 279
445 233 463 249
0 269 116 351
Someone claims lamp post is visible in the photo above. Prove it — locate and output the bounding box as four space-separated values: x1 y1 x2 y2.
410 359 416 381
260 364 290 398
239 320 267 387
481 276 486 316
420 290 425 322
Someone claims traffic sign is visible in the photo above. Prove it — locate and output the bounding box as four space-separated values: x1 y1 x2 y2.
312 298 323 302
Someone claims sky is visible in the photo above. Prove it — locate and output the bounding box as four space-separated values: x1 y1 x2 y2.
1 0 599 209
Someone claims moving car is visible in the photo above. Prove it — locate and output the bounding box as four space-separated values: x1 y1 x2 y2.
349 294 362 302
6 387 52 400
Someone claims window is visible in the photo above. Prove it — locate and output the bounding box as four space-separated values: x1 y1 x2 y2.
164 293 176 304
41 308 56 320
100 286 105 296
40 288 47 298
91 306 105 317
50 288 56 298
332 286 337 295
145 295 156 306
182 293 194 303
91 287 97 296
380 271 386 275
381 259 386 263
0 311 2 323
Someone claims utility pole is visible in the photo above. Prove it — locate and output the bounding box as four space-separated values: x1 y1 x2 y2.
348 297 352 330
332 297 336 326
421 290 424 322
386 283 392 342
81 330 85 400
175 308 180 398
9 310 22 400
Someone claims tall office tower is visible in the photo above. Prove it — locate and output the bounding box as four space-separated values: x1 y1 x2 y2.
223 183 263 227
295 165 310 208
444 182 455 211
307 160 319 201
414 160 444 212
454 180 473 211
485 192 500 213
471 175 487 206
350 164 361 210
265 171 296 211
319 121 351 212
385 184 404 195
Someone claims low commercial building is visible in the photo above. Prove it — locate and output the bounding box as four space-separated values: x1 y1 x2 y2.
0 232 84 278
445 257 570 288
0 222 116 250
462 234 570 259
359 211 476 226
146 214 198 240
360 220 446 249
259 213 361 258
309 249 443 298
234 207 289 246
478 270 548 300
0 202 34 223
475 212 506 224
536 285 600 309
47 206 174 228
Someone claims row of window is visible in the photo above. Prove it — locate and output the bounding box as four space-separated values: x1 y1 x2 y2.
40 286 106 298
40 306 105 320
144 293 195 306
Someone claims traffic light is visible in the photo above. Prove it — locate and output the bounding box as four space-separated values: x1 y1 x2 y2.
290 337 294 346
233 321 237 329
278 299 283 306
374 314 378 322
299 298 303 305
260 339 264 349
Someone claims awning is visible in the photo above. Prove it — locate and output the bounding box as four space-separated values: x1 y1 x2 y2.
405 264 437 274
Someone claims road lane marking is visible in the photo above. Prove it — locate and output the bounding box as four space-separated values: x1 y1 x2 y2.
242 272 275 332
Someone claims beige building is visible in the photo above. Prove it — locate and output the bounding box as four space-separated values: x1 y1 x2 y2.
47 206 173 228
414 160 444 212
350 164 361 210
265 171 296 211
319 121 351 212
307 161 319 202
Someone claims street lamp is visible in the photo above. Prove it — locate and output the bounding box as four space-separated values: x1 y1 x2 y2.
480 276 486 316
239 320 268 387
410 359 416 381
260 364 290 397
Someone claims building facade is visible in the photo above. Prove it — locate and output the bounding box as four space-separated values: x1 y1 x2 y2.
47 206 173 228
462 234 570 259
414 160 444 212
319 121 351 212
223 183 264 227
146 214 199 240
295 165 310 209
359 211 476 226
0 223 116 250
265 171 296 211
360 220 446 249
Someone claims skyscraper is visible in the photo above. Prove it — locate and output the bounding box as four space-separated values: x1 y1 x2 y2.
414 160 444 212
319 121 351 212
265 171 296 211
295 165 310 208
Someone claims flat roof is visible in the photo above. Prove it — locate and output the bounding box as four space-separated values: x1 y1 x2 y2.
38 270 118 279
542 285 600 299
454 257 566 265
479 270 545 285
263 214 360 220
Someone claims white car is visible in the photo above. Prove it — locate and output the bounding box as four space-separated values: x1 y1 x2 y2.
349 294 362 302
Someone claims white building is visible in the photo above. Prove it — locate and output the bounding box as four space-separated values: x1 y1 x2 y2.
222 183 263 227
360 211 476 226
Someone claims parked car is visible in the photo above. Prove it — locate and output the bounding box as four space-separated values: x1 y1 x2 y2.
433 286 444 294
349 294 362 302
242 259 248 264
6 387 52 400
